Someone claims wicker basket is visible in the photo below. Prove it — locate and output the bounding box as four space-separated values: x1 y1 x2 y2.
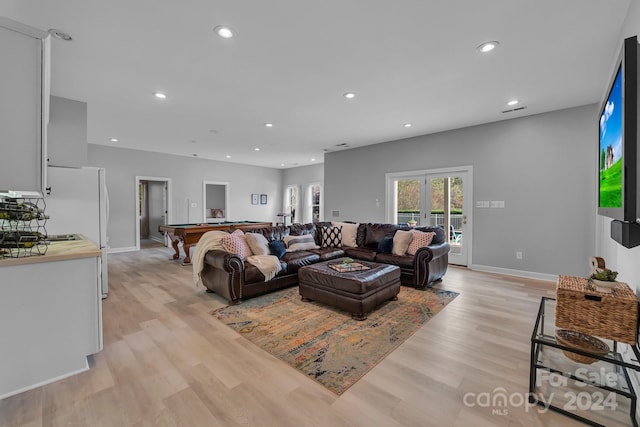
555 275 639 345
555 329 610 364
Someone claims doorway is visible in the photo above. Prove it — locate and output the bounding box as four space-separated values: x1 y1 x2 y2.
386 166 472 266
135 176 172 250
202 181 229 222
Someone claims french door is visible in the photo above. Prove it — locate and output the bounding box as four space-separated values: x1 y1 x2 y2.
387 167 472 266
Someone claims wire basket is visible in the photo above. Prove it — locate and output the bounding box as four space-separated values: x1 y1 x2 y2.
555 329 610 364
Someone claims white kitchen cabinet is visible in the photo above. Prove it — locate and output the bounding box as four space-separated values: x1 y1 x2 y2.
0 17 50 194
0 238 103 399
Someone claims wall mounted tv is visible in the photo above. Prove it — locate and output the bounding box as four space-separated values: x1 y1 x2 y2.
598 36 639 223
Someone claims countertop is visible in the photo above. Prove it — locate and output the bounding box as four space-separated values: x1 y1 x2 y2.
0 235 102 267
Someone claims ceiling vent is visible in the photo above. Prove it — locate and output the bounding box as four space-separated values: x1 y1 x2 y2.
501 106 527 114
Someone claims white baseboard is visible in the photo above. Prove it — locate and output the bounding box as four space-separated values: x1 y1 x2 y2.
469 264 558 282
108 246 138 254
0 358 89 400
149 236 164 244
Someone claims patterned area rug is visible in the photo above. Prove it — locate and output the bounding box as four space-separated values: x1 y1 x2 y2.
210 285 458 395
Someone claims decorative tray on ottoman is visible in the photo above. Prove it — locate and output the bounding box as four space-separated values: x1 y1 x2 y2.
555 275 639 344
328 262 371 273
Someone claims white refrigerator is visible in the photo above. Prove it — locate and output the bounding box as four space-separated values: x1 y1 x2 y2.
45 166 109 297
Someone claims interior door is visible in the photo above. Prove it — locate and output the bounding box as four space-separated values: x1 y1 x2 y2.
139 181 149 238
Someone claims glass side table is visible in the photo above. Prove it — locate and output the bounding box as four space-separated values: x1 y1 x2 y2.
530 297 640 426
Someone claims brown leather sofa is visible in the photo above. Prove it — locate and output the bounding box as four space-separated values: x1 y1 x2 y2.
200 222 450 305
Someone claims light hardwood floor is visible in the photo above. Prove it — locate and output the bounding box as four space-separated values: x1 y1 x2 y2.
1 246 635 426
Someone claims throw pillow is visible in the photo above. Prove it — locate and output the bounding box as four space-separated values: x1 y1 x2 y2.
331 221 359 247
391 230 414 256
414 225 445 244
244 233 270 256
221 229 252 260
407 230 436 255
268 240 286 258
377 236 393 254
321 225 343 248
283 234 318 252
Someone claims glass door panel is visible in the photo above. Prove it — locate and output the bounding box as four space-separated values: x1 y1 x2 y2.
394 177 425 226
428 172 468 266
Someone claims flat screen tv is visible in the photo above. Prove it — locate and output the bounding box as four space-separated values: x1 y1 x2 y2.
598 36 639 222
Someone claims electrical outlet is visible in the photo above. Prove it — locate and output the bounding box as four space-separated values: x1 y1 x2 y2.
191 202 197 208
516 251 523 260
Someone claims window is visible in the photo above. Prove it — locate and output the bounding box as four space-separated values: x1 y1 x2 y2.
284 185 299 223
309 183 322 223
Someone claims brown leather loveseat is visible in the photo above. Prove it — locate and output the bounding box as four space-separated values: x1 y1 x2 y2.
200 221 450 305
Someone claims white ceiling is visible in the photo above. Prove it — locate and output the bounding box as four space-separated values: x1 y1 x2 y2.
0 0 632 169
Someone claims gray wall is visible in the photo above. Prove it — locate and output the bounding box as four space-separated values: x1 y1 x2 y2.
88 144 282 250
282 163 324 223
595 1 640 292
325 105 596 277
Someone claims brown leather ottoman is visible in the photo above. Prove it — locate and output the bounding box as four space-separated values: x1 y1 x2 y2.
298 260 401 320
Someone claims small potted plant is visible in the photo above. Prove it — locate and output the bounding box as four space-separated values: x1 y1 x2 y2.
342 257 353 266
589 269 618 293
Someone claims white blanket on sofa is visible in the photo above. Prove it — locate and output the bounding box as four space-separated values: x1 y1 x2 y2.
192 231 282 287
192 230 228 287
246 255 282 281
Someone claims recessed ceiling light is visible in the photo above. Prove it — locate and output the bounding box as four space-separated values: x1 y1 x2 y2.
281 163 285 167
254 148 260 151
264 123 273 127
225 155 231 159
48 29 72 41
153 92 167 99
214 25 234 39
343 92 356 99
311 158 316 162
404 123 412 128
476 41 499 53
109 138 118 143
507 99 519 106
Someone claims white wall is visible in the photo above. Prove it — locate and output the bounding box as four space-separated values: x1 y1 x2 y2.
594 2 640 292
282 163 324 224
88 144 282 251
325 105 596 278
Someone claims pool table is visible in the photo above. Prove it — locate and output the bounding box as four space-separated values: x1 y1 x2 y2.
158 221 272 263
